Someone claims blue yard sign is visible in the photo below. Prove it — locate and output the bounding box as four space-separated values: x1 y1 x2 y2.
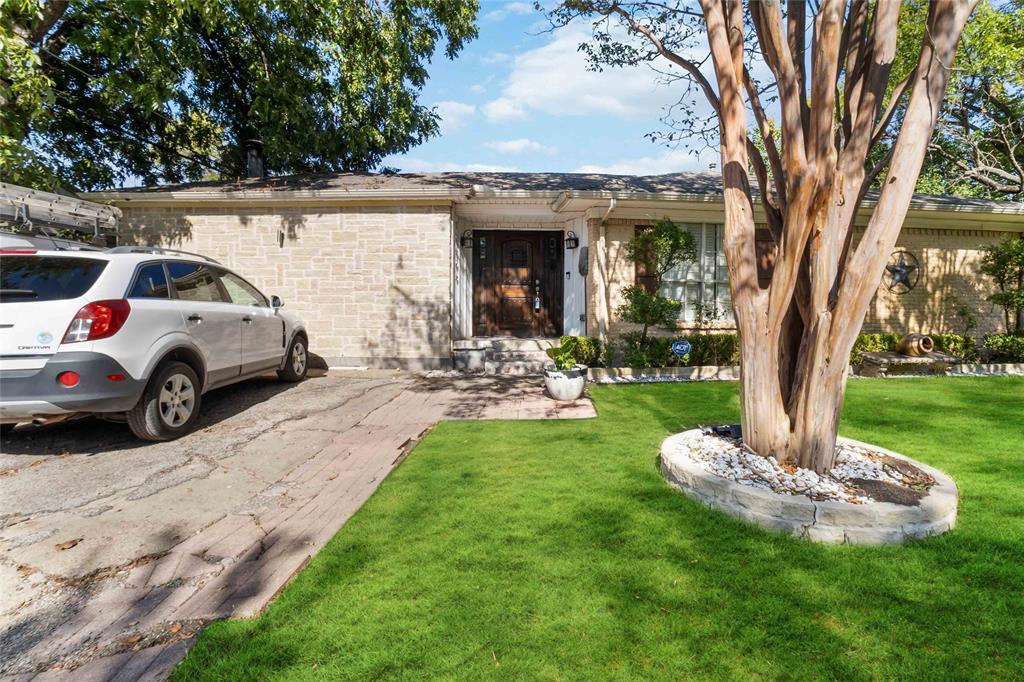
671 339 692 356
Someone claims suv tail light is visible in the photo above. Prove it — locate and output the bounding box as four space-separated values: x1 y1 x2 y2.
63 300 131 343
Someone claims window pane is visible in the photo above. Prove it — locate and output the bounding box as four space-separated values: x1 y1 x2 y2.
167 262 224 303
663 223 702 281
219 271 266 306
128 264 170 299
0 256 107 302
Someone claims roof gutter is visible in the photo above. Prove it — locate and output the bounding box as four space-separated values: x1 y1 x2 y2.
83 187 474 205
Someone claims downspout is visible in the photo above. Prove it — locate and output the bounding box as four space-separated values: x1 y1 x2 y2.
596 198 616 343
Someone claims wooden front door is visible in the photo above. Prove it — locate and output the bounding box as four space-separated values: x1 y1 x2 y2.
473 230 563 337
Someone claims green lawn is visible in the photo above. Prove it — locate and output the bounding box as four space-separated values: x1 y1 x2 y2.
173 377 1024 680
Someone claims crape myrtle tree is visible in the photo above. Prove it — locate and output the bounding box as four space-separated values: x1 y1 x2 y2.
1 0 478 190
550 0 977 472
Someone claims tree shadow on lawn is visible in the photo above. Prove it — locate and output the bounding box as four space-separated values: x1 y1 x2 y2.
172 378 1024 680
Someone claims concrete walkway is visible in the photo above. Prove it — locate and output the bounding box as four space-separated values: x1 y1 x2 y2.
0 371 593 680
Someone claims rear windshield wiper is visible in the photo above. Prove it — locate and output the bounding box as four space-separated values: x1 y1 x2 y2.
0 289 39 300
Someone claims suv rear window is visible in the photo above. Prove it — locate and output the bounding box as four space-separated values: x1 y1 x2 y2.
0 256 108 302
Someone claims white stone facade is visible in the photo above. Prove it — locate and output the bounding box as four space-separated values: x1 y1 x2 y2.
100 182 1022 368
118 204 454 368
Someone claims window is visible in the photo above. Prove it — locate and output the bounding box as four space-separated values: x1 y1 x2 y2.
128 263 170 299
659 223 733 323
633 225 658 294
218 270 267 307
0 256 107 302
166 262 225 303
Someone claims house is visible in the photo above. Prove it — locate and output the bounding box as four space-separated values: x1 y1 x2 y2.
86 172 1024 369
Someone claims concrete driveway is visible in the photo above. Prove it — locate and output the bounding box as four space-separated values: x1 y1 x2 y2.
0 370 593 679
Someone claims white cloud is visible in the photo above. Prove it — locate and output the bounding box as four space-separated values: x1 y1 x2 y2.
485 138 557 155
469 84 486 94
389 157 521 173
433 101 476 133
482 51 511 65
483 2 535 21
482 24 700 123
482 97 528 122
575 147 719 175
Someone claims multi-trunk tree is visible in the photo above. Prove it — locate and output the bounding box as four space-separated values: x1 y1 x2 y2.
553 0 978 472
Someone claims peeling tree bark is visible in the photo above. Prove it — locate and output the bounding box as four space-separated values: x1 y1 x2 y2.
562 0 977 472
698 0 977 472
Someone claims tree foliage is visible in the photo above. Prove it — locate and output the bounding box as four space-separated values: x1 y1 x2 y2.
617 218 696 342
1 0 478 190
980 236 1024 332
883 0 1024 198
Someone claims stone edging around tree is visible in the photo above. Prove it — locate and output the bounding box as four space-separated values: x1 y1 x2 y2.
660 430 958 545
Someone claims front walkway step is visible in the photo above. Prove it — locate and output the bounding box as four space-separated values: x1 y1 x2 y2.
489 350 552 362
484 360 548 376
453 337 559 352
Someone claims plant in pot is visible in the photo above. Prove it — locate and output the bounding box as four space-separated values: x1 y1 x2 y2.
543 336 599 401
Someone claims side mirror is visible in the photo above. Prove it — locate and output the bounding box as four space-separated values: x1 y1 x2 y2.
270 295 284 309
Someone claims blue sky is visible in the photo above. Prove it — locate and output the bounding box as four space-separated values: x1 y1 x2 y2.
383 1 720 175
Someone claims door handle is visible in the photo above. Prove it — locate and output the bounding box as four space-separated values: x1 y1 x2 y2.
242 316 254 324
187 313 203 322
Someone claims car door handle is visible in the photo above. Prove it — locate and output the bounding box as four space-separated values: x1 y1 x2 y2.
242 315 254 324
187 313 203 322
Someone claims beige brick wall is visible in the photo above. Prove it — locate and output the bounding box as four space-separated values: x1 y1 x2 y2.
863 227 1009 337
117 204 454 367
588 218 1010 341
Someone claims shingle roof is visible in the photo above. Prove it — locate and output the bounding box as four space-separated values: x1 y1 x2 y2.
105 171 1022 212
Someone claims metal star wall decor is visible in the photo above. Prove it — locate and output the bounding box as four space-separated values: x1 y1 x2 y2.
884 250 920 294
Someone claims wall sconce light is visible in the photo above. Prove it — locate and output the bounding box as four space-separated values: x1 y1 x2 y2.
461 230 473 249
564 231 580 250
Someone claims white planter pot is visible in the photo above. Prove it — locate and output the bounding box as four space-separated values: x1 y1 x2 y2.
543 364 587 401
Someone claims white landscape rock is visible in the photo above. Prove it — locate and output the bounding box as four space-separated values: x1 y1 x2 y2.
659 429 959 544
667 432 924 504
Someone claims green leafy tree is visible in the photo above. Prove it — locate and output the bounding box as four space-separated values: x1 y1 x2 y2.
979 236 1024 333
616 218 697 343
876 0 1024 198
1 0 478 190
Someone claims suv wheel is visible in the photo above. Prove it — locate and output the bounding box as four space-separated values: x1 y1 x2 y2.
128 361 202 441
277 336 308 382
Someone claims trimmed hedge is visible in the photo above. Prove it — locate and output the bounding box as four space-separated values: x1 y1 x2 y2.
614 331 980 368
616 332 740 368
850 333 979 364
983 334 1024 362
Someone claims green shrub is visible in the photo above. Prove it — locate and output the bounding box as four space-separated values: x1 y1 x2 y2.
614 331 980 369
849 332 978 364
983 333 1024 362
851 331 978 364
617 332 739 368
617 333 673 368
849 333 900 365
688 334 741 366
545 335 607 368
931 334 978 362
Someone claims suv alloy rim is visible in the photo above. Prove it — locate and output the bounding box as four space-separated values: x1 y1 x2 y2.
159 374 195 427
293 342 307 375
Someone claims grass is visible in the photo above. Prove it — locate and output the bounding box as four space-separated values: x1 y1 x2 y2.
173 377 1024 680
